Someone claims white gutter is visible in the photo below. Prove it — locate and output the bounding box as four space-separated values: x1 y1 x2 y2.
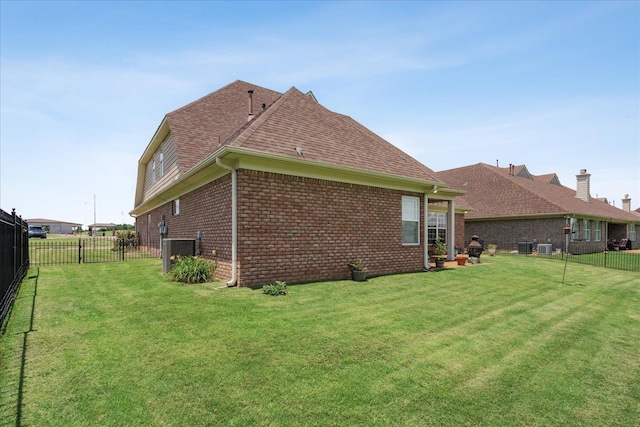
216 157 238 287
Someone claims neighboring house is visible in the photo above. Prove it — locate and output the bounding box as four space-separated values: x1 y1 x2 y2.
130 80 465 286
437 163 639 253
26 218 82 235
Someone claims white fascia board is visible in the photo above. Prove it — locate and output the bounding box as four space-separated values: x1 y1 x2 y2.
130 145 465 215
222 147 457 195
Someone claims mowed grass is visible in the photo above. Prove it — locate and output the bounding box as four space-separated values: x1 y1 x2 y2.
1 256 639 426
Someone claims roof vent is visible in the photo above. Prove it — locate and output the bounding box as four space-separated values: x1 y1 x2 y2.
247 90 254 122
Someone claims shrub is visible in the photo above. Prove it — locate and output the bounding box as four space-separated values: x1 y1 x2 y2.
167 256 217 284
348 259 368 272
112 230 138 251
263 281 287 296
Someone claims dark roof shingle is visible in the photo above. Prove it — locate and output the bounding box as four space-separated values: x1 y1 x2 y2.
437 163 639 222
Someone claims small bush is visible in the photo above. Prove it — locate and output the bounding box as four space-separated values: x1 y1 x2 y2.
112 230 138 251
263 281 287 296
168 256 217 284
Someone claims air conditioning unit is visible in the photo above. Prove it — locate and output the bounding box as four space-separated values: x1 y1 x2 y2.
537 243 552 255
162 238 196 274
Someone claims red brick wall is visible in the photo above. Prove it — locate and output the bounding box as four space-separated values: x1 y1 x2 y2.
135 170 466 287
454 213 465 253
465 217 566 249
135 175 233 279
236 170 425 286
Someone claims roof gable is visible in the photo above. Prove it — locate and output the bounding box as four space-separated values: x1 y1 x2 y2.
166 80 282 173
226 87 442 183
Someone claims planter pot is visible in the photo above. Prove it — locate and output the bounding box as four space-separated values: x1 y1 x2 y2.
488 248 496 256
434 258 446 268
351 270 367 282
456 255 468 266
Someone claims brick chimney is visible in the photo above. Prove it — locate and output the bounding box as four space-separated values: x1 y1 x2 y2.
576 169 590 202
622 194 631 212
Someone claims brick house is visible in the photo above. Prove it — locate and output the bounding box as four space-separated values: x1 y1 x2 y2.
437 163 639 253
130 80 465 286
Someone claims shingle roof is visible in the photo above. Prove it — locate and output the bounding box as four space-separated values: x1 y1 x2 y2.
226 87 441 182
166 80 282 173
437 163 639 222
166 80 442 184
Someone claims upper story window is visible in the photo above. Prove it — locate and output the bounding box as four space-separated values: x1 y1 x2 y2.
151 160 156 184
427 212 447 244
402 196 420 245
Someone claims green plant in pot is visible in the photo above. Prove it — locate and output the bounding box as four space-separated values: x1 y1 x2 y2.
348 259 368 282
433 236 447 268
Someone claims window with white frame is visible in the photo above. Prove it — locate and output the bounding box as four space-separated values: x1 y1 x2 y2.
427 212 447 245
593 220 601 242
583 219 590 241
570 218 579 241
159 152 164 177
630 224 637 241
151 160 156 184
173 199 180 216
402 196 420 245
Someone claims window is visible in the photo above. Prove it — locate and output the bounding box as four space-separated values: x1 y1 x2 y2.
427 212 447 244
583 219 590 241
630 224 637 241
151 160 156 184
593 220 601 242
570 218 579 241
402 196 420 245
173 199 180 216
159 152 164 177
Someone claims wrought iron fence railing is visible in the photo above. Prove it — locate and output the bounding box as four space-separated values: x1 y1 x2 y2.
29 237 160 266
1 208 29 331
480 240 640 273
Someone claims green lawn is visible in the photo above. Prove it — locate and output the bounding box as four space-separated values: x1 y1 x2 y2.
1 256 639 426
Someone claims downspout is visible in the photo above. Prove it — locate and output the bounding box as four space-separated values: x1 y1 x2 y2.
216 157 238 287
424 192 430 270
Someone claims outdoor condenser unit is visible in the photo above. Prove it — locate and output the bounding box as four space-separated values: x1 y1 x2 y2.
537 243 552 255
162 238 196 274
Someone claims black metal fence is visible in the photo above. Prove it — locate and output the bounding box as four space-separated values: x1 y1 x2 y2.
29 237 160 265
1 209 29 330
484 240 640 273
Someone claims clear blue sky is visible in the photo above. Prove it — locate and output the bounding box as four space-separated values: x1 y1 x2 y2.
1 1 638 226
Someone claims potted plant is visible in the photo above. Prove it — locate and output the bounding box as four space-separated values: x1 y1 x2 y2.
433 236 447 268
487 243 497 256
348 259 368 282
455 252 468 266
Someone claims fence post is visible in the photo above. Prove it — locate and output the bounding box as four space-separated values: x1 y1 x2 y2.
78 238 82 264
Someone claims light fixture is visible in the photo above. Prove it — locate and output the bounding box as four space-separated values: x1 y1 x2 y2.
432 185 438 193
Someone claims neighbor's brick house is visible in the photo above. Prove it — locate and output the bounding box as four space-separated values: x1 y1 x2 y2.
437 163 639 253
130 80 465 286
